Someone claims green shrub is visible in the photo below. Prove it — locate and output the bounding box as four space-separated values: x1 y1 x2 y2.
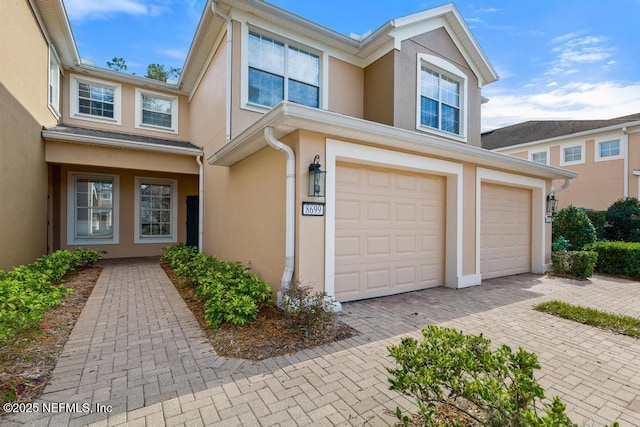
586 241 640 279
606 198 640 242
387 325 576 426
552 206 596 250
552 236 572 252
161 244 274 330
551 250 598 278
0 248 103 343
584 210 607 240
282 283 335 339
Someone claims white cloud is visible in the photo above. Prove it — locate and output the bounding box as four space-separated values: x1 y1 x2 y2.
547 33 615 76
65 0 165 20
481 81 640 131
160 49 187 59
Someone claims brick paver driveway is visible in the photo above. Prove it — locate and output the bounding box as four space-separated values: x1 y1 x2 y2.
5 259 640 426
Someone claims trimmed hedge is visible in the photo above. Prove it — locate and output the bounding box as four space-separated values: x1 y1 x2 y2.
551 250 598 278
606 198 640 242
552 206 596 250
586 241 640 279
0 249 103 343
162 244 274 330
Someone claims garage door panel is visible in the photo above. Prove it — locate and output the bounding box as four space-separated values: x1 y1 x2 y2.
481 183 531 280
335 163 445 302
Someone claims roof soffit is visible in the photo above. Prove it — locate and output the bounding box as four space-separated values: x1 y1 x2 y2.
31 0 80 67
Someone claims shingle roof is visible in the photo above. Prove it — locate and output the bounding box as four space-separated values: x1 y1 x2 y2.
44 125 201 151
481 113 640 150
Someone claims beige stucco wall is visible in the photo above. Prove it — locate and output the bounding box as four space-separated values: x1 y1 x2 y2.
61 72 191 142
45 141 199 175
363 51 394 126
328 58 364 119
57 165 198 258
629 131 640 200
0 0 56 269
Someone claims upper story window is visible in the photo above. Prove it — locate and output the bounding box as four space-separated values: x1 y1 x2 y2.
70 74 122 125
48 46 61 117
597 140 621 161
416 54 467 141
560 143 584 166
530 151 548 165
248 31 320 108
135 88 178 133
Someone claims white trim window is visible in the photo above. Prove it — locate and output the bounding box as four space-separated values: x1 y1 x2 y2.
560 142 585 166
135 88 179 133
134 177 178 244
416 54 467 140
48 46 61 118
67 172 119 245
596 139 621 161
247 30 320 108
530 150 548 165
69 74 122 125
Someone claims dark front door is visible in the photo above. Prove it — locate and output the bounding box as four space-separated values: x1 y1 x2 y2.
186 195 199 247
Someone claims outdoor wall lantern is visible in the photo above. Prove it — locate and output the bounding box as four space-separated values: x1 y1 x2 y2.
546 194 558 214
308 155 326 197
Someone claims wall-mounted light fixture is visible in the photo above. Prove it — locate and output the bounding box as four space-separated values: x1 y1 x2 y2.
546 194 558 214
308 155 326 197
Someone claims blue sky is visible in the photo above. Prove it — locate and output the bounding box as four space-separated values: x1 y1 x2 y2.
64 0 640 131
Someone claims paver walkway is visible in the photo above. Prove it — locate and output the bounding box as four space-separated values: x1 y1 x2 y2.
4 259 640 426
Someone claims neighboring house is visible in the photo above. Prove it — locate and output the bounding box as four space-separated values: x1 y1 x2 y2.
482 114 640 211
2 0 575 305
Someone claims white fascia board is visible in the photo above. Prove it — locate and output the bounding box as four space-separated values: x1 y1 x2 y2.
42 130 203 156
208 102 576 181
493 120 640 153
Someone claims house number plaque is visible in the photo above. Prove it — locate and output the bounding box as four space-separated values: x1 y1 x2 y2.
302 202 325 216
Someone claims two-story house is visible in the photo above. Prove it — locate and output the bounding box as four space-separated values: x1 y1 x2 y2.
482 113 640 211
2 0 575 305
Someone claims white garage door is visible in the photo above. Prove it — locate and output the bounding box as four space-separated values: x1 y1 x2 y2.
481 183 531 279
334 163 446 302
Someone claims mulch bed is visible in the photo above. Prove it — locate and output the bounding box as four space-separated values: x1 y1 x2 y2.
0 266 102 409
160 262 359 361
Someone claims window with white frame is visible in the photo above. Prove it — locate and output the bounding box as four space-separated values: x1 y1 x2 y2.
563 145 582 163
48 46 61 117
599 140 620 159
67 173 119 245
69 74 121 124
530 151 548 165
134 177 178 243
134 89 178 133
247 31 320 108
417 54 466 138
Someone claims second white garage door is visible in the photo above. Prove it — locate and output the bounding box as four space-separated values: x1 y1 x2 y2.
334 163 446 302
481 183 531 279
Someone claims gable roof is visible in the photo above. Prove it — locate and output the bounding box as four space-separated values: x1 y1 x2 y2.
182 1 498 94
482 113 640 150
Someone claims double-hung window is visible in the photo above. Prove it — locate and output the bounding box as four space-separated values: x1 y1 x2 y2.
134 177 178 244
560 143 585 166
70 75 122 124
417 54 466 138
530 151 548 165
248 31 320 108
67 172 119 245
135 89 178 133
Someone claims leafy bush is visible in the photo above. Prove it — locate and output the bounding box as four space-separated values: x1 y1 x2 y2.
551 236 572 252
0 249 103 343
551 250 598 278
387 325 576 426
161 244 274 330
584 210 607 241
586 241 640 279
606 198 640 242
552 206 596 250
282 283 335 339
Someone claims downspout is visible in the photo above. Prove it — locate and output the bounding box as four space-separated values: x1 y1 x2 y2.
196 155 204 252
623 126 629 198
264 126 295 295
211 1 232 142
550 178 571 197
